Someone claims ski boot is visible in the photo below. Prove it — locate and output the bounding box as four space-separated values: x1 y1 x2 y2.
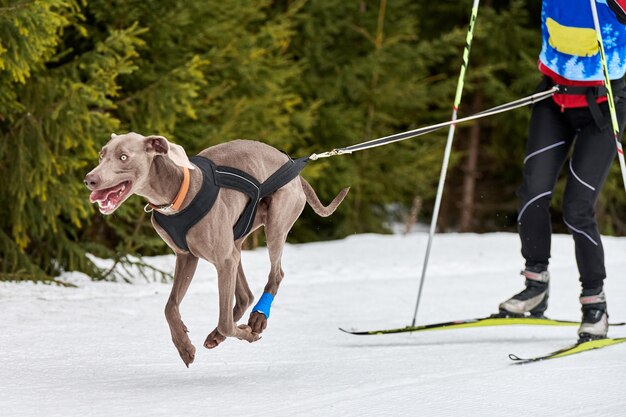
495 269 550 318
577 288 608 343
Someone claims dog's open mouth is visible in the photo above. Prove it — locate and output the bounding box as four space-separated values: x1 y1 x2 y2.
89 181 132 214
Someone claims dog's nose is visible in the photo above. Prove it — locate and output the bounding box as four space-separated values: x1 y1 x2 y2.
84 173 100 190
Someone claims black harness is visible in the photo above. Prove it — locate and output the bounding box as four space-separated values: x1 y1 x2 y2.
153 155 309 251
538 75 625 128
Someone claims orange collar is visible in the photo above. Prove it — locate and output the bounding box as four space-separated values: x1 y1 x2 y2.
145 166 190 214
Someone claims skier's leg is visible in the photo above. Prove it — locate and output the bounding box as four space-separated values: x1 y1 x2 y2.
499 98 574 317
563 118 616 292
564 89 626 340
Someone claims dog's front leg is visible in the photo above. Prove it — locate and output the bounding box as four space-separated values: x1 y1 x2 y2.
165 253 199 367
204 249 260 349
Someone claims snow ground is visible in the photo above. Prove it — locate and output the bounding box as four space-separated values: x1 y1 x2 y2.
1 232 625 417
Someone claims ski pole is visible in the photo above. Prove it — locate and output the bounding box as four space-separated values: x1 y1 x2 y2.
410 0 480 327
590 0 626 192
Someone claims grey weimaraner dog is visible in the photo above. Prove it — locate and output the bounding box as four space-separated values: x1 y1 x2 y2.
84 132 348 366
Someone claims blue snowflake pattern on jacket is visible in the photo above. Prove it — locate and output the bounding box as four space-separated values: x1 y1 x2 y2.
540 0 626 80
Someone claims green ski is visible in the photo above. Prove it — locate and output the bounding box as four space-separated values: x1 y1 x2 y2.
509 337 626 364
339 316 625 336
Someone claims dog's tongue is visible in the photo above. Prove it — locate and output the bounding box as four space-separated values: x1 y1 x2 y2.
89 182 128 204
89 182 130 214
89 189 108 203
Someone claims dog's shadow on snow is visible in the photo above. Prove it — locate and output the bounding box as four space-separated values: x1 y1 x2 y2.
90 361 272 391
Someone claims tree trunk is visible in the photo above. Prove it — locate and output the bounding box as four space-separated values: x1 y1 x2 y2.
403 195 422 235
459 89 483 232
352 0 387 232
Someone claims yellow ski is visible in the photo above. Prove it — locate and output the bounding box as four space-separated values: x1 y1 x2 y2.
509 337 626 364
340 316 625 336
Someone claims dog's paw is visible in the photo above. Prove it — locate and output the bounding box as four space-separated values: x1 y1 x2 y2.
237 324 261 343
247 311 268 334
177 343 196 368
204 328 226 349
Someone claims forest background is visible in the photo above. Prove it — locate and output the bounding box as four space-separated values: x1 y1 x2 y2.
2 0 625 282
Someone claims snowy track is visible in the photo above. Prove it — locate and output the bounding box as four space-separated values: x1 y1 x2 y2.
1 233 626 417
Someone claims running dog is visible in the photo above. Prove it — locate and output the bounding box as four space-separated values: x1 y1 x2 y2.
84 132 349 366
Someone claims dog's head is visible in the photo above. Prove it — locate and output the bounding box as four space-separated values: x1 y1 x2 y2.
84 132 194 215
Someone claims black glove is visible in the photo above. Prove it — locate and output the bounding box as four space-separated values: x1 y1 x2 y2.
608 0 626 24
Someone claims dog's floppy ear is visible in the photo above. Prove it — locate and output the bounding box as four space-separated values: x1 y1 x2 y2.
144 135 195 170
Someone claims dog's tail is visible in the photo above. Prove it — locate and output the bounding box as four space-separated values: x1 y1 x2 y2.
300 177 349 217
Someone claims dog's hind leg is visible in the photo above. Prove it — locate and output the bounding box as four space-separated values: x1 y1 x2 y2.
233 258 254 322
248 188 306 334
204 246 261 349
165 253 199 367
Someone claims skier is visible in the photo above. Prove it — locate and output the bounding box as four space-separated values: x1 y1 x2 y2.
498 0 626 342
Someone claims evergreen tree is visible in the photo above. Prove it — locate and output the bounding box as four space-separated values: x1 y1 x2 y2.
0 0 146 281
288 0 451 239
2 0 624 283
1 0 311 281
436 0 542 232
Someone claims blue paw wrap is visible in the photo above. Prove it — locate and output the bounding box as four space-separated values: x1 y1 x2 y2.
252 292 275 319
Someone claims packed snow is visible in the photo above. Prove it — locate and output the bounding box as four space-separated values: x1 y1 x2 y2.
1 232 625 417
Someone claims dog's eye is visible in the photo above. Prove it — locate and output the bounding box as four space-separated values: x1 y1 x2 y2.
120 154 128 161
99 153 104 161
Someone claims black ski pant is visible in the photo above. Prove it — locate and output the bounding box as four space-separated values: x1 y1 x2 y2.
517 88 626 290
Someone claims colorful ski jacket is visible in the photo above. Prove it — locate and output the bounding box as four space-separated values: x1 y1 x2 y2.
539 0 626 81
